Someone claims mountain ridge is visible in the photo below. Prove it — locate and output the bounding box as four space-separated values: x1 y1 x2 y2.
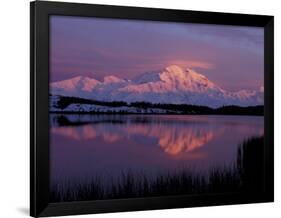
50 65 263 108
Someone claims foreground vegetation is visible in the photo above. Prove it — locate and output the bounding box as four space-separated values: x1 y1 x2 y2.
50 136 264 202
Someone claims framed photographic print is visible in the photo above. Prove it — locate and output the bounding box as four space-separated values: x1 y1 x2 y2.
30 1 274 217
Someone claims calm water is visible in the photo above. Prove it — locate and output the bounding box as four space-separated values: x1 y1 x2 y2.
50 114 263 186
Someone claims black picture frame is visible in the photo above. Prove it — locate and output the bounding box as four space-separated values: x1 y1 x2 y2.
30 1 274 217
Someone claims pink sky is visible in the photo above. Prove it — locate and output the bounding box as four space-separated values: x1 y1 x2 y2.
50 16 264 92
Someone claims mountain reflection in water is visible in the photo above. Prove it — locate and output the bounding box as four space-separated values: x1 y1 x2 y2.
50 114 263 183
51 119 216 155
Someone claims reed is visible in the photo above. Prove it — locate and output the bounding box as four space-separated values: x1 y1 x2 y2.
50 136 264 202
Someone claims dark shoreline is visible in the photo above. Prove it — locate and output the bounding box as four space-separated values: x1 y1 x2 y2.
50 95 264 116
49 111 264 116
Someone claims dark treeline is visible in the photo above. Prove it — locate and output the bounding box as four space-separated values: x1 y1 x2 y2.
52 95 263 116
50 136 264 202
53 114 127 127
55 95 128 109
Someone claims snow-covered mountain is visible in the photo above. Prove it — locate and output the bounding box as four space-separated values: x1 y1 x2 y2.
50 65 263 108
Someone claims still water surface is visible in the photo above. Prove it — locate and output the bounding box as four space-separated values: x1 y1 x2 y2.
50 114 263 185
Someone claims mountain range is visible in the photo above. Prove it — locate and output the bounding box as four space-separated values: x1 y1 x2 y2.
50 65 263 108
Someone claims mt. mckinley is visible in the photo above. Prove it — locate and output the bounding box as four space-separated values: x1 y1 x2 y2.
51 65 263 108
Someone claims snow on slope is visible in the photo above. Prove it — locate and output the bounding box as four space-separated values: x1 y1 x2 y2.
51 76 101 99
49 95 175 114
50 65 264 108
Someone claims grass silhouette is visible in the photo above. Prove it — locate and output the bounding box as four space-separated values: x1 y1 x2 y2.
50 136 264 202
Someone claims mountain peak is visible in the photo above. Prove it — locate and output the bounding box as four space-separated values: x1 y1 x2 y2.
50 67 263 107
103 75 125 84
71 75 93 81
163 65 204 80
165 65 184 74
51 75 100 93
